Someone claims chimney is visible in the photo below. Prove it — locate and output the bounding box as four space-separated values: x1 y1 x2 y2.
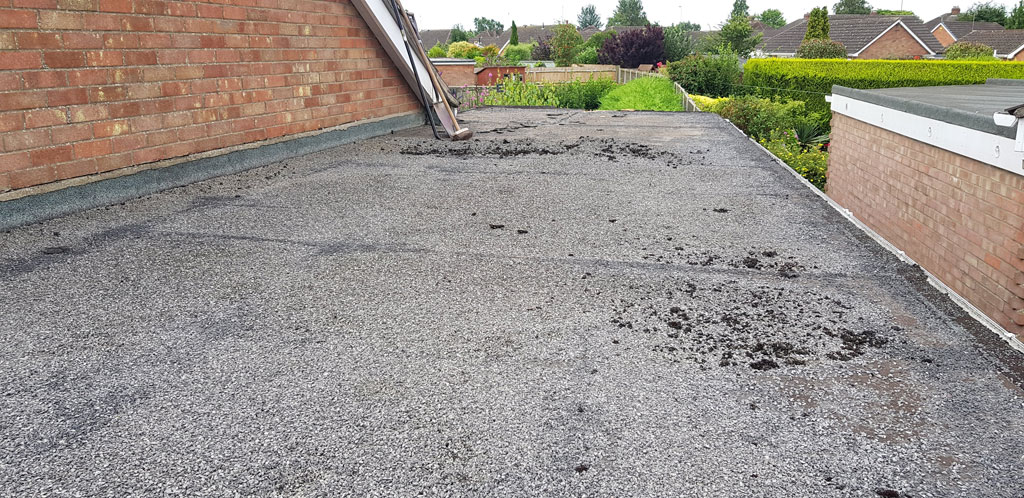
804 13 810 19
952 6 961 15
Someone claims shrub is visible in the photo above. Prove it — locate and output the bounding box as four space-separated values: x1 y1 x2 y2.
796 39 847 59
583 30 616 52
448 41 482 59
715 95 822 141
427 43 447 58
574 46 600 64
532 36 552 60
503 44 534 64
481 44 500 57
483 77 559 106
945 41 997 60
760 129 829 190
690 94 730 112
743 59 1024 115
598 25 666 68
666 52 741 98
551 23 583 67
598 77 683 111
553 78 617 110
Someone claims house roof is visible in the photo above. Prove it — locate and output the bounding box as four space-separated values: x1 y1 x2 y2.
932 20 1005 40
960 29 1024 57
465 25 648 50
761 15 943 56
418 29 451 49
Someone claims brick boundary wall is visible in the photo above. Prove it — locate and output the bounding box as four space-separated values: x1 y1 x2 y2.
827 113 1024 339
0 0 420 196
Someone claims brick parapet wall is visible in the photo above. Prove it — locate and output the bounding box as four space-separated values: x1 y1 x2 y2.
0 0 420 195
827 113 1024 338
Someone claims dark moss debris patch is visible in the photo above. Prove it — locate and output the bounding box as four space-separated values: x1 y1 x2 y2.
609 280 891 370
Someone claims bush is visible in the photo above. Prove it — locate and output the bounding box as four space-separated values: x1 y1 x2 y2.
689 95 730 112
598 77 683 111
483 77 559 106
583 30 616 52
551 23 583 67
553 78 617 110
666 52 741 98
760 129 829 190
743 59 1024 115
945 41 997 60
795 39 847 59
427 43 447 58
574 46 600 64
481 44 500 57
448 41 481 59
532 37 552 60
503 44 534 64
715 95 822 141
598 25 666 68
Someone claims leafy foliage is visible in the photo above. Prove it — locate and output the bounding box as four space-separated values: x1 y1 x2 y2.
805 7 830 40
718 11 763 58
473 17 504 35
757 9 787 28
1007 1 1024 28
447 41 481 59
532 37 552 60
607 0 649 27
503 44 534 64
875 10 913 15
760 129 829 190
665 52 741 98
483 77 559 106
833 0 871 15
598 25 665 67
731 0 750 18
945 41 997 60
716 95 823 141
573 46 600 64
427 43 447 58
450 24 472 43
481 44 500 57
578 4 603 29
796 39 846 59
583 30 616 52
510 21 519 46
664 23 698 61
958 2 1008 25
598 77 683 111
551 23 584 67
689 94 730 112
552 78 617 109
743 59 1024 115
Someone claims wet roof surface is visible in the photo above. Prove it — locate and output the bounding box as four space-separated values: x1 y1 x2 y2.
2 108 1023 496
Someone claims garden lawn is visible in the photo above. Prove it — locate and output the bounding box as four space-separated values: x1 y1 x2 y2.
598 77 683 112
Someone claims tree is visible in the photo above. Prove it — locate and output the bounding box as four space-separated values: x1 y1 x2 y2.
719 11 763 57
757 9 787 28
532 36 552 59
959 1 1009 25
607 0 649 27
1009 1 1024 29
598 25 665 67
805 7 830 40
833 0 871 15
450 24 472 43
731 0 750 18
473 17 504 35
510 21 519 45
427 43 447 58
578 4 603 29
664 23 699 61
551 23 583 66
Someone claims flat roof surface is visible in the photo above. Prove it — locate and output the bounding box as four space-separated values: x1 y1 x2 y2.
834 79 1024 138
2 109 1024 496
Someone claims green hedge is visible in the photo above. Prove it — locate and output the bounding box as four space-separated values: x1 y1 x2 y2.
743 59 1024 115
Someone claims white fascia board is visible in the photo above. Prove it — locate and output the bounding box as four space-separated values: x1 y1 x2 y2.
853 20 936 57
932 22 957 41
1009 42 1024 59
831 94 1024 177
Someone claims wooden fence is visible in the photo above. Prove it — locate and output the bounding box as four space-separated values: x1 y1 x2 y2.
525 65 618 83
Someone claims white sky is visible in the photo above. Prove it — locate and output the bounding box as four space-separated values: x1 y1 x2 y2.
404 0 1013 31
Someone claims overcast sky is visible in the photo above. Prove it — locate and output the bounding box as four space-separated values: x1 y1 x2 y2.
404 0 1012 31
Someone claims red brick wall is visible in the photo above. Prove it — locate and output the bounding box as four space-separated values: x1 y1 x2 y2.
0 0 420 194
856 24 930 59
827 113 1024 339
931 25 955 48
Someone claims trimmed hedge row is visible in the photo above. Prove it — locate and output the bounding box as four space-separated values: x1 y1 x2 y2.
743 59 1024 115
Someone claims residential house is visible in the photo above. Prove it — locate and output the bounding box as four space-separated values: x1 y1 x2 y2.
759 14 944 59
924 7 1005 47
419 29 454 51
959 29 1024 61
